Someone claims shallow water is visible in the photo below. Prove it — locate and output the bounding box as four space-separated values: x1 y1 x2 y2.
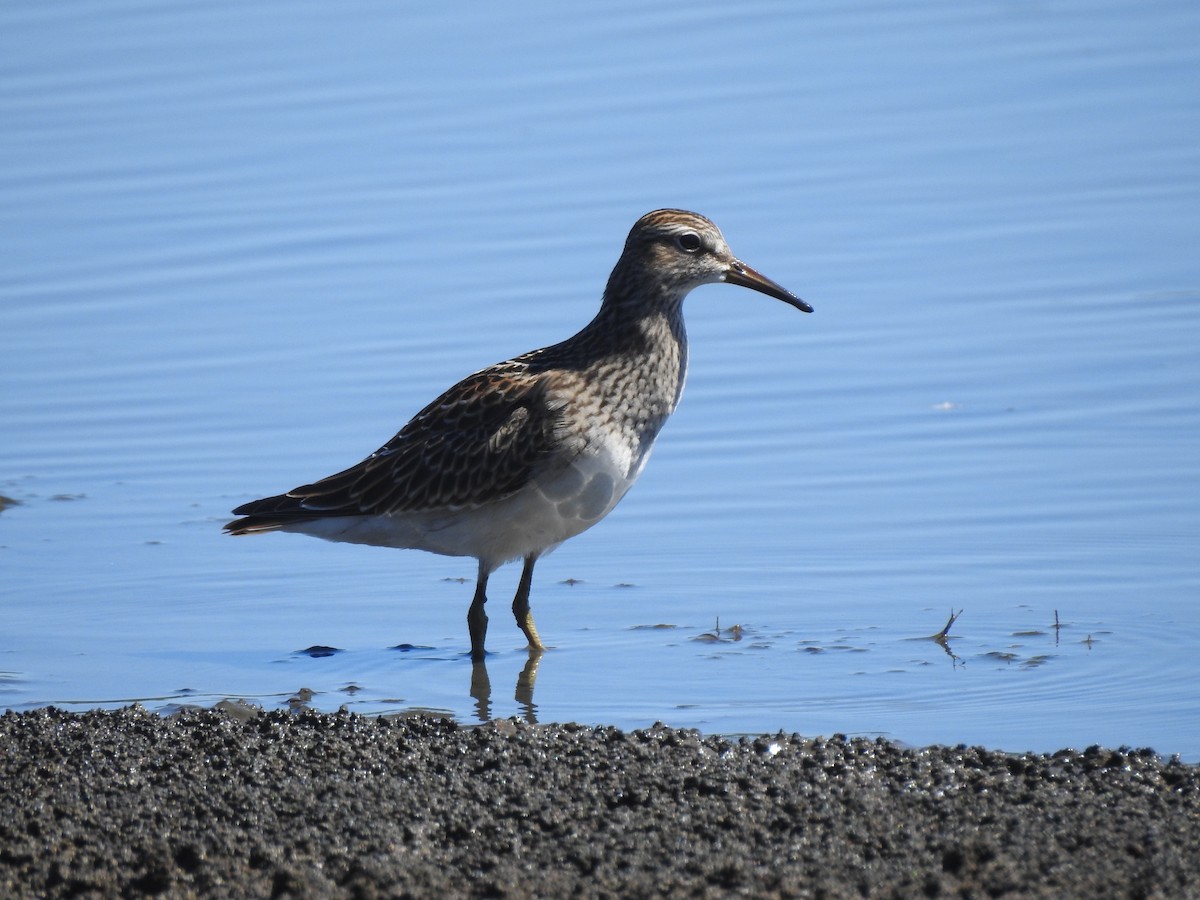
3 0 1199 759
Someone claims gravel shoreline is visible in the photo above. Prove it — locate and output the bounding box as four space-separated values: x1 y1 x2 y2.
2 706 1197 898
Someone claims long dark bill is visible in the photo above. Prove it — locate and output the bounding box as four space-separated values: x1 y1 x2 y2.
724 260 813 313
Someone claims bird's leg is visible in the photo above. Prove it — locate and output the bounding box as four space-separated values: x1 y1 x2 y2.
467 562 490 662
512 554 546 652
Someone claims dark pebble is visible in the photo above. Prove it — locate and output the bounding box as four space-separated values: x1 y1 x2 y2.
2 706 1197 897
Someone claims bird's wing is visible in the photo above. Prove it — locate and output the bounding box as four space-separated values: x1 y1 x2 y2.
230 362 563 523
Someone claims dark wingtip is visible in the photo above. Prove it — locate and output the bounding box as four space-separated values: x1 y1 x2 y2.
224 516 274 535
225 494 303 534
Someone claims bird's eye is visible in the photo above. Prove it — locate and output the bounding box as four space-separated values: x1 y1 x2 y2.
676 232 702 252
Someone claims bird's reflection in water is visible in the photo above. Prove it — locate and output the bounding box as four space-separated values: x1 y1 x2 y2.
469 649 543 723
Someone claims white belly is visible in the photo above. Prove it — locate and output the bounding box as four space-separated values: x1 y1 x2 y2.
282 436 649 569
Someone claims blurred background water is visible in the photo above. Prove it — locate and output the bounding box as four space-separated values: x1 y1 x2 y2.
2 0 1198 759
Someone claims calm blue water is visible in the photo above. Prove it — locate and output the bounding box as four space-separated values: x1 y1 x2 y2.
3 0 1198 760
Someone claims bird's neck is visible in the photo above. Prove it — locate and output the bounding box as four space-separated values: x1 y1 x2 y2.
593 267 688 354
522 275 689 401
584 284 690 411
567 295 685 407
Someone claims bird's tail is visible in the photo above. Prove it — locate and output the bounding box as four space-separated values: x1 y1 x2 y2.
224 494 318 535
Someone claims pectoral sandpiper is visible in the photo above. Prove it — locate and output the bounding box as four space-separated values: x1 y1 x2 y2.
225 209 812 660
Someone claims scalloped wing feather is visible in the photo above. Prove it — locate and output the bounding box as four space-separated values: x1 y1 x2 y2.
226 363 561 531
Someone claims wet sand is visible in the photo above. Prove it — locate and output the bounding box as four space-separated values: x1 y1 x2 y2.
2 706 1197 898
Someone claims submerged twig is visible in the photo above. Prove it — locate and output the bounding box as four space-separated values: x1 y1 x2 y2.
693 617 744 643
930 608 962 641
925 609 964 666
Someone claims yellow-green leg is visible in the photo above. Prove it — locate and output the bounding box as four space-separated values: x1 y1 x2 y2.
512 554 546 653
